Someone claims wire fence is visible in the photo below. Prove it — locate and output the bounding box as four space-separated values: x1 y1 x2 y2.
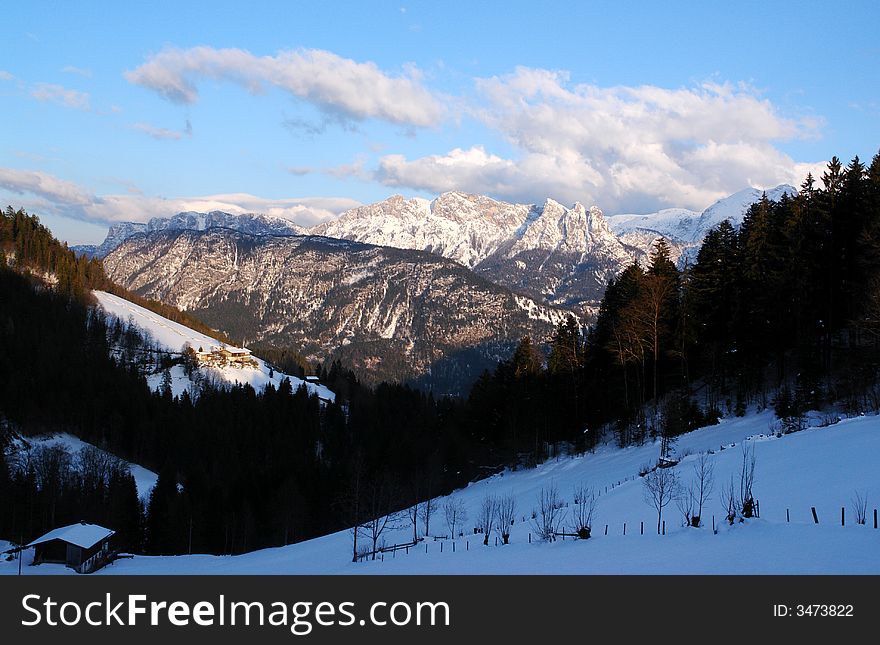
354 498 879 563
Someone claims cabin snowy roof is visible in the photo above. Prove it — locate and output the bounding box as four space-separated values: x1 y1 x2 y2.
27 523 115 550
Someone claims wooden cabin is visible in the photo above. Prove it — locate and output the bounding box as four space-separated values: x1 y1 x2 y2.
27 522 115 573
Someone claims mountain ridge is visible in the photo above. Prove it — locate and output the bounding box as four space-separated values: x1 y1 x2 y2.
103 227 573 392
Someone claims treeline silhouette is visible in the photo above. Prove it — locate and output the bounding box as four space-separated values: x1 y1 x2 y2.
469 152 880 456
0 226 473 554
3 150 880 557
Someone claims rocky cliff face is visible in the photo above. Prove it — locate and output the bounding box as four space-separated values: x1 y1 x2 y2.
316 192 632 312
73 211 304 258
103 228 572 392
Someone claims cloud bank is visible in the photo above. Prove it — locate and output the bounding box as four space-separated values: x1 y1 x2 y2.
126 46 443 127
376 69 825 212
0 167 359 227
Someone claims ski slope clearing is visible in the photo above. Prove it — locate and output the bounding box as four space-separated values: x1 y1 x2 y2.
8 410 877 575
92 291 334 401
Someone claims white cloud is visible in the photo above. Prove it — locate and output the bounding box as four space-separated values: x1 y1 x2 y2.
375 69 824 212
132 120 192 141
30 82 90 110
125 46 444 127
61 65 93 78
0 167 360 227
0 70 14 81
0 167 94 207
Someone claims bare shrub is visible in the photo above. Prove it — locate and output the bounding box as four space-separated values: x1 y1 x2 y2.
675 483 696 527
532 483 565 541
570 483 598 538
738 444 757 517
495 494 517 544
692 453 714 527
720 475 737 525
852 490 868 525
478 495 496 546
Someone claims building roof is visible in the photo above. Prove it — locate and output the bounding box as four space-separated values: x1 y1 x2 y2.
27 523 115 550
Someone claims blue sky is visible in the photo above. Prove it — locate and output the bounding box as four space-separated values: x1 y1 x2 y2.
1 0 878 244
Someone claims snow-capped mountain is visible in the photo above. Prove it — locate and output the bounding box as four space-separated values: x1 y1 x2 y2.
314 192 632 312
73 211 305 258
72 221 148 259
608 185 798 265
103 228 572 393
83 186 791 311
313 192 533 269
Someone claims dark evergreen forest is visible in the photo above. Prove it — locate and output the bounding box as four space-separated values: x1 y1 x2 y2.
2 150 879 557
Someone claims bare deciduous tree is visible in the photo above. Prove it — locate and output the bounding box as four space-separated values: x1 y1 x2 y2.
478 495 496 546
642 467 679 534
532 483 565 541
738 444 757 517
407 499 420 543
570 483 598 538
693 453 714 526
358 474 401 560
343 453 365 562
675 483 696 527
419 496 437 538
495 493 516 544
443 498 467 538
720 474 738 525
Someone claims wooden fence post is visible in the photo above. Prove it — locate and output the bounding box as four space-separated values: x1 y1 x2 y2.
875 509 878 529
662 520 665 535
426 543 428 553
811 507 819 524
623 522 626 536
441 541 443 553
842 507 845 526
640 521 643 535
786 508 789 523
712 515 715 531
453 541 455 553
604 524 608 535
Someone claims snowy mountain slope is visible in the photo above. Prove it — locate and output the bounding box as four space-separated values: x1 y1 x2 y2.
11 433 158 501
102 229 571 392
73 211 305 259
8 410 876 575
313 192 532 270
314 192 631 311
608 184 798 265
93 290 334 401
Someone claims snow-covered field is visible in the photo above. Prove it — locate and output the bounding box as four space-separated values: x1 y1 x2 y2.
5 409 878 575
92 291 334 401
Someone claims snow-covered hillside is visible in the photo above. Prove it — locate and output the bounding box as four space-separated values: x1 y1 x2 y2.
92 291 334 401
10 433 157 501
608 185 797 244
7 410 877 575
608 185 798 265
